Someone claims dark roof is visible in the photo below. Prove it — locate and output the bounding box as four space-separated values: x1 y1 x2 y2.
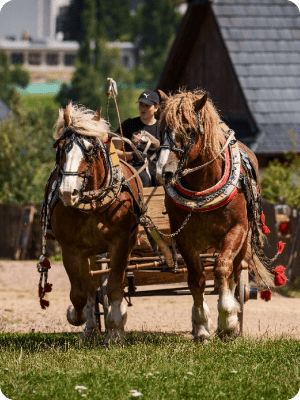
0 97 10 120
211 0 300 154
159 0 300 155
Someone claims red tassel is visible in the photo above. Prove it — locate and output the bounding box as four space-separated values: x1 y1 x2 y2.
260 212 270 234
44 283 52 293
46 233 56 241
260 289 272 302
262 225 270 234
40 257 51 269
273 265 287 287
277 241 285 254
40 299 50 309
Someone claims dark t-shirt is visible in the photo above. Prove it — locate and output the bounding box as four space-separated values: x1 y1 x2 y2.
116 117 161 153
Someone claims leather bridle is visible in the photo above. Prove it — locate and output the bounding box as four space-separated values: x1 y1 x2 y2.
54 127 109 197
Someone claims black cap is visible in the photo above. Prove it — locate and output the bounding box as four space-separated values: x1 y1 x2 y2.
138 90 160 106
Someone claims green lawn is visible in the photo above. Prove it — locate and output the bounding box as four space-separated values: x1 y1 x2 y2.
19 94 59 111
0 332 299 400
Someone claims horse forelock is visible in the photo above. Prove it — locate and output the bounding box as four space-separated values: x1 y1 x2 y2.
53 102 110 141
160 89 224 157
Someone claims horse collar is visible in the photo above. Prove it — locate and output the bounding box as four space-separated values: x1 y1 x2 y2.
166 139 241 212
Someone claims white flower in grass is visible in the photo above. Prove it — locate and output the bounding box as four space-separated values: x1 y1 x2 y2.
145 373 153 376
187 372 193 375
75 386 88 391
129 389 143 397
231 370 237 374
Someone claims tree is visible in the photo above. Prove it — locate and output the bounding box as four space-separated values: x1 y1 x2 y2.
0 51 30 106
59 0 132 42
261 155 300 209
0 97 57 204
131 0 182 88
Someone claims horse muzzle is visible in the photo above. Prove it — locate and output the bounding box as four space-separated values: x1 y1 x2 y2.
59 189 80 206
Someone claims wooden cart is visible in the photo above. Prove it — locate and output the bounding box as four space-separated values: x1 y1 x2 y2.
92 187 258 333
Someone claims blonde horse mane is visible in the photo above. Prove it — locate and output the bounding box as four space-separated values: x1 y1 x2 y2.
160 89 224 158
53 102 110 140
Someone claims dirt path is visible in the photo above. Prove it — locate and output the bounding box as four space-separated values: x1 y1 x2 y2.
1 261 300 338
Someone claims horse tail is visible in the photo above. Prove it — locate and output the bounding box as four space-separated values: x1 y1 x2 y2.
244 227 275 288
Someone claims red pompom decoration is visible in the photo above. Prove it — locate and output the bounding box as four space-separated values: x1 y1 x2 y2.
277 241 285 254
40 299 50 309
260 289 272 302
273 265 287 287
260 212 265 224
262 225 270 234
278 222 289 234
40 257 51 268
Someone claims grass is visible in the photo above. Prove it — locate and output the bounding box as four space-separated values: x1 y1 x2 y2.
19 94 59 111
278 278 300 298
0 332 299 400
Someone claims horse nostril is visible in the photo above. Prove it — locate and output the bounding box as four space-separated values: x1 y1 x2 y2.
72 189 79 197
165 172 173 184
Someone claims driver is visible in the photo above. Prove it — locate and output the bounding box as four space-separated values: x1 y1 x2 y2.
114 90 161 187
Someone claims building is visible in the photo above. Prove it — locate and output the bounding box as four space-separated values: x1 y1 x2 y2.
157 0 300 166
0 0 136 83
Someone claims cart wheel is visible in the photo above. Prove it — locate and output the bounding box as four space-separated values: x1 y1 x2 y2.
100 254 109 331
237 270 245 335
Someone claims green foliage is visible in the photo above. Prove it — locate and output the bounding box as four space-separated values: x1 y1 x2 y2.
60 0 132 42
0 51 30 105
19 94 59 111
131 0 183 88
261 155 300 209
56 40 139 131
0 96 57 204
1 333 300 399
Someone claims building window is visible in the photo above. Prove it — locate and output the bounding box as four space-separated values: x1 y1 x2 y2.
46 53 59 65
28 52 41 65
64 54 76 66
11 53 24 64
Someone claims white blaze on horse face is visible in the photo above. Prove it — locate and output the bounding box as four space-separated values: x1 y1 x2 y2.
60 140 87 206
156 135 171 185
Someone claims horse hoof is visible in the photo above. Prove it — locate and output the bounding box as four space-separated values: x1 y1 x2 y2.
217 326 239 340
67 305 86 326
80 328 100 343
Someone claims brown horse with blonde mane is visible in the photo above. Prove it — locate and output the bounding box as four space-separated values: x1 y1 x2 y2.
156 89 283 339
42 103 144 343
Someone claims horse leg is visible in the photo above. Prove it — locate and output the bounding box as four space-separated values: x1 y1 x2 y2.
215 226 247 337
104 243 132 345
179 244 212 341
62 249 94 332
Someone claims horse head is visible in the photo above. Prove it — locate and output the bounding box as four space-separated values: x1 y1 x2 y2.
53 103 110 207
156 89 212 186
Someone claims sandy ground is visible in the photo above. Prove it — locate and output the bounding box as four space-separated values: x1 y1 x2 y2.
1 260 300 338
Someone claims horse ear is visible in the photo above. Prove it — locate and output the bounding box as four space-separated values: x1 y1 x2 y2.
194 94 208 113
93 107 102 121
64 106 71 127
157 89 169 104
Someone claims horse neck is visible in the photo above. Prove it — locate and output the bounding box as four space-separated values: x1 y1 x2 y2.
181 150 224 192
